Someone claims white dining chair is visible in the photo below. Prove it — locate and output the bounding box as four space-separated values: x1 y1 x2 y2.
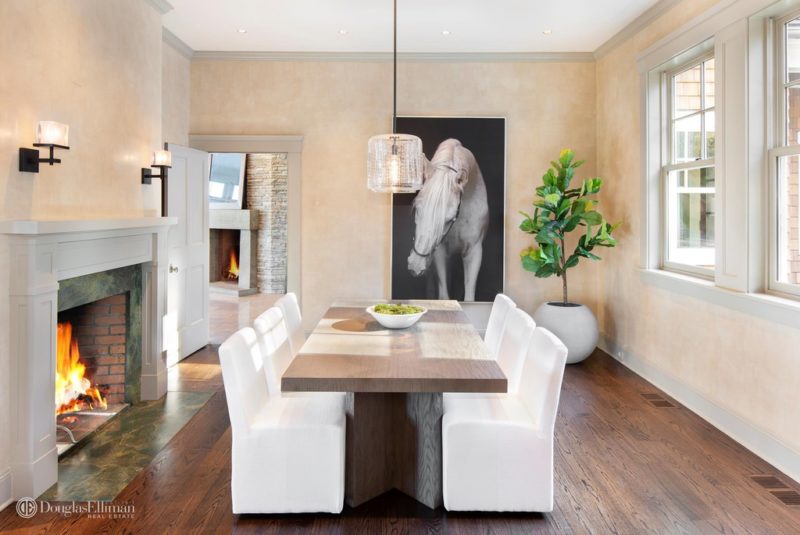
276 292 305 357
253 306 294 397
254 305 346 404
442 327 568 512
218 327 346 514
444 307 535 408
484 293 516 357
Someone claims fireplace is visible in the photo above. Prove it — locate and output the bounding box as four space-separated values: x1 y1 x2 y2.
209 209 258 295
1 217 174 500
54 277 140 455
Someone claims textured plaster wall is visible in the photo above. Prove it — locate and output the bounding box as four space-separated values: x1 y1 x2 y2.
162 41 191 146
595 0 800 455
0 0 165 503
190 60 598 328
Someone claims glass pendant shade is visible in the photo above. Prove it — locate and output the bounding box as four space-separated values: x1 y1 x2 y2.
367 134 424 193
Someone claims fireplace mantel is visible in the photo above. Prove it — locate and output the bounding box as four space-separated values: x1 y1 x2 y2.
0 217 176 235
1 217 176 500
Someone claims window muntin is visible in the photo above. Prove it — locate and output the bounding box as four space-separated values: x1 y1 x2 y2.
769 14 800 296
664 56 716 273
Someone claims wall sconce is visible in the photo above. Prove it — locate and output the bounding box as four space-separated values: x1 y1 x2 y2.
142 147 172 216
141 149 172 184
19 121 70 173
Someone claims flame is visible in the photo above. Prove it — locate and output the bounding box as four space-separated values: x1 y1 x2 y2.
56 322 107 415
226 249 239 280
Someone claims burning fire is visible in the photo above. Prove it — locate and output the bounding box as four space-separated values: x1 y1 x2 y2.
226 248 239 280
56 322 107 415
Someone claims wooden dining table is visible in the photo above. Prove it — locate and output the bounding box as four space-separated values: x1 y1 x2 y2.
281 299 507 509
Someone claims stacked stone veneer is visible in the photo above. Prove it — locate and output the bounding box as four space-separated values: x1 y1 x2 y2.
59 294 127 405
246 153 288 293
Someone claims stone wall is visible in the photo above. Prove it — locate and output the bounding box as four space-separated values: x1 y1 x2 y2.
246 153 289 293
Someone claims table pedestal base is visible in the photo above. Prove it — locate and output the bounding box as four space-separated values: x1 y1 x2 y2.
345 392 443 509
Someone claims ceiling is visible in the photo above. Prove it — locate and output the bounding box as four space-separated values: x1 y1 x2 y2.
162 0 662 54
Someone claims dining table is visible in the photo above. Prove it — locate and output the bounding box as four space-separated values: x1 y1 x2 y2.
281 299 507 509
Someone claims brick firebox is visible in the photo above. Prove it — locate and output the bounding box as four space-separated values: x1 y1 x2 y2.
58 293 128 405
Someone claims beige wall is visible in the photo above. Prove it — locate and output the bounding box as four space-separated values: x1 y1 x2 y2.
162 41 191 146
0 0 165 500
190 60 599 328
596 0 800 455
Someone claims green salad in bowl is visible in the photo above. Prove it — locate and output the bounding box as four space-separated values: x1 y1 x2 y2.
372 303 425 315
367 303 427 329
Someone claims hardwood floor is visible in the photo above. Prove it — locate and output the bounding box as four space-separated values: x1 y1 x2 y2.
2 295 800 533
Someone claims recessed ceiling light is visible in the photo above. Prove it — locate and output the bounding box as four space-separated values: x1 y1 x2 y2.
441 30 451 36
338 29 349 35
542 29 552 35
237 28 247 34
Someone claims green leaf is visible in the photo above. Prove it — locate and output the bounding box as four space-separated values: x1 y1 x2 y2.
582 211 603 225
544 193 561 206
559 148 575 167
564 255 580 269
519 218 537 233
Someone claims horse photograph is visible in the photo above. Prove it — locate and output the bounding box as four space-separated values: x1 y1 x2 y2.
392 117 505 302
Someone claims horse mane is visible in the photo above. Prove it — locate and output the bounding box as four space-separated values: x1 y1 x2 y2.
412 139 470 254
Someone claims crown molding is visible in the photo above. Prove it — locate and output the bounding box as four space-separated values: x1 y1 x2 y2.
593 0 681 59
163 28 194 59
191 50 595 63
145 0 173 15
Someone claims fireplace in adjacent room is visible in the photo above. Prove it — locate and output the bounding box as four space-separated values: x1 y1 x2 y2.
209 210 259 295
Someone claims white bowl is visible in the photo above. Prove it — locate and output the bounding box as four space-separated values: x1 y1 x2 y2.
366 305 427 329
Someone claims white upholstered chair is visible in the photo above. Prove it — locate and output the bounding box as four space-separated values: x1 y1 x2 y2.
276 292 305 358
253 307 294 397
484 294 516 357
218 327 346 514
442 327 568 512
254 305 346 404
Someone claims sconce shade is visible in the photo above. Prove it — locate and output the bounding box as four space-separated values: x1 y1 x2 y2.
367 134 424 193
35 121 69 148
152 150 172 168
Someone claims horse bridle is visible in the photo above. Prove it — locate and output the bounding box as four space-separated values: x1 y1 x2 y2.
412 165 464 258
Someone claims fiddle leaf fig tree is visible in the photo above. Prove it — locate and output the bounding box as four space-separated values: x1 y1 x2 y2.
519 149 619 305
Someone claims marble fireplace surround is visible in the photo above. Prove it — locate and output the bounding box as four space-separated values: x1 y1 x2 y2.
0 217 175 500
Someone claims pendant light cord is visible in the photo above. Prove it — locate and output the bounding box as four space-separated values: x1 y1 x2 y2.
392 0 397 135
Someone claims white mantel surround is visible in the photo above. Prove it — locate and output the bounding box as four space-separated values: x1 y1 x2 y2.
0 217 176 500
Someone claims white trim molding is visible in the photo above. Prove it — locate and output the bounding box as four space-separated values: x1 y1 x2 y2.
599 335 800 485
594 0 682 59
191 51 595 63
145 0 173 15
0 469 11 512
163 28 193 59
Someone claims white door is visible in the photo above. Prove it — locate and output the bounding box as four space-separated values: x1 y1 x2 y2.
165 143 210 366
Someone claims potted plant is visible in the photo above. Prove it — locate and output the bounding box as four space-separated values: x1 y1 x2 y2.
519 149 618 364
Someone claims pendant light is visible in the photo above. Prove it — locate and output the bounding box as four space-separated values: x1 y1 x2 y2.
367 0 424 193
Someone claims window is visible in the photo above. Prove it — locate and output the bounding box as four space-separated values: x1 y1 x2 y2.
770 14 800 297
663 56 716 274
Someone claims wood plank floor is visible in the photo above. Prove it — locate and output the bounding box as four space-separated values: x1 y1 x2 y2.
2 296 800 533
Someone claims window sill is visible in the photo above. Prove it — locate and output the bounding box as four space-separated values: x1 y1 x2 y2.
639 269 800 330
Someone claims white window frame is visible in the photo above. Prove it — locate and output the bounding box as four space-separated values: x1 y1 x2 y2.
768 9 800 299
639 0 800 326
662 53 716 278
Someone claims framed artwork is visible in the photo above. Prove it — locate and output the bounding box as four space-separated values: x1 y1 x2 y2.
391 117 506 302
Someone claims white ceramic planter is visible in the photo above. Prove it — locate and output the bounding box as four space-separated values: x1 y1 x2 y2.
533 302 598 364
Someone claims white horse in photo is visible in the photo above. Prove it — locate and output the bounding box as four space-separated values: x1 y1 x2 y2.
407 138 489 301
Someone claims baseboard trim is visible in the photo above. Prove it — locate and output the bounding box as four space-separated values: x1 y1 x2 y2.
598 335 800 484
0 468 11 512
